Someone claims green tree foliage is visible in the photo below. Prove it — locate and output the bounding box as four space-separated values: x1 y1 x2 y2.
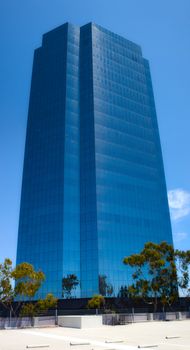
99 275 113 296
123 241 178 312
0 258 55 317
12 262 45 300
20 293 57 317
175 249 190 296
20 303 36 318
87 294 105 309
37 293 57 313
0 258 15 313
62 274 79 298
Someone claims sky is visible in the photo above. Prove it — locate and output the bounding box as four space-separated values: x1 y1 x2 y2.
0 0 190 266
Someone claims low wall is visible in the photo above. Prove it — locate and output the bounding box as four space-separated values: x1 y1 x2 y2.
0 311 189 329
0 316 56 329
103 311 190 325
58 315 103 328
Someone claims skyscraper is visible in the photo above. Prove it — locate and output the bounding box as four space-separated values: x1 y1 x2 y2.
16 23 173 299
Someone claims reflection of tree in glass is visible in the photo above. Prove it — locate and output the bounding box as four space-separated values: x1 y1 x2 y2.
118 285 131 298
62 274 79 298
99 274 113 296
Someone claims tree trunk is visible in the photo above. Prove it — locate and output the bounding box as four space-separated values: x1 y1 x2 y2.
154 295 157 313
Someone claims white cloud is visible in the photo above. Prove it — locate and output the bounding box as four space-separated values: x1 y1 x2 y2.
173 232 188 243
168 188 190 221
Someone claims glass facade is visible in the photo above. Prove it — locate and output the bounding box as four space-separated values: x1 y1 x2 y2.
17 23 173 299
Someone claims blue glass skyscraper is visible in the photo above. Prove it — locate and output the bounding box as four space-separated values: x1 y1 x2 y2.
16 23 173 299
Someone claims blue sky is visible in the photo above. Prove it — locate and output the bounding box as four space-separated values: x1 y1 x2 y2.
0 0 190 265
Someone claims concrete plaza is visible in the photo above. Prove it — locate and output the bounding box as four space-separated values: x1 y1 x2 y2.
0 320 189 350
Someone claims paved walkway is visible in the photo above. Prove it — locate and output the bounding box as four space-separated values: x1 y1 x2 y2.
0 320 190 350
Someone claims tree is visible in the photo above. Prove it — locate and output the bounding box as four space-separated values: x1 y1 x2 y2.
99 275 113 296
62 274 79 298
19 303 36 318
123 242 178 312
0 259 54 316
87 294 105 309
12 262 45 301
0 258 15 314
20 293 57 317
37 293 58 313
175 249 190 296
